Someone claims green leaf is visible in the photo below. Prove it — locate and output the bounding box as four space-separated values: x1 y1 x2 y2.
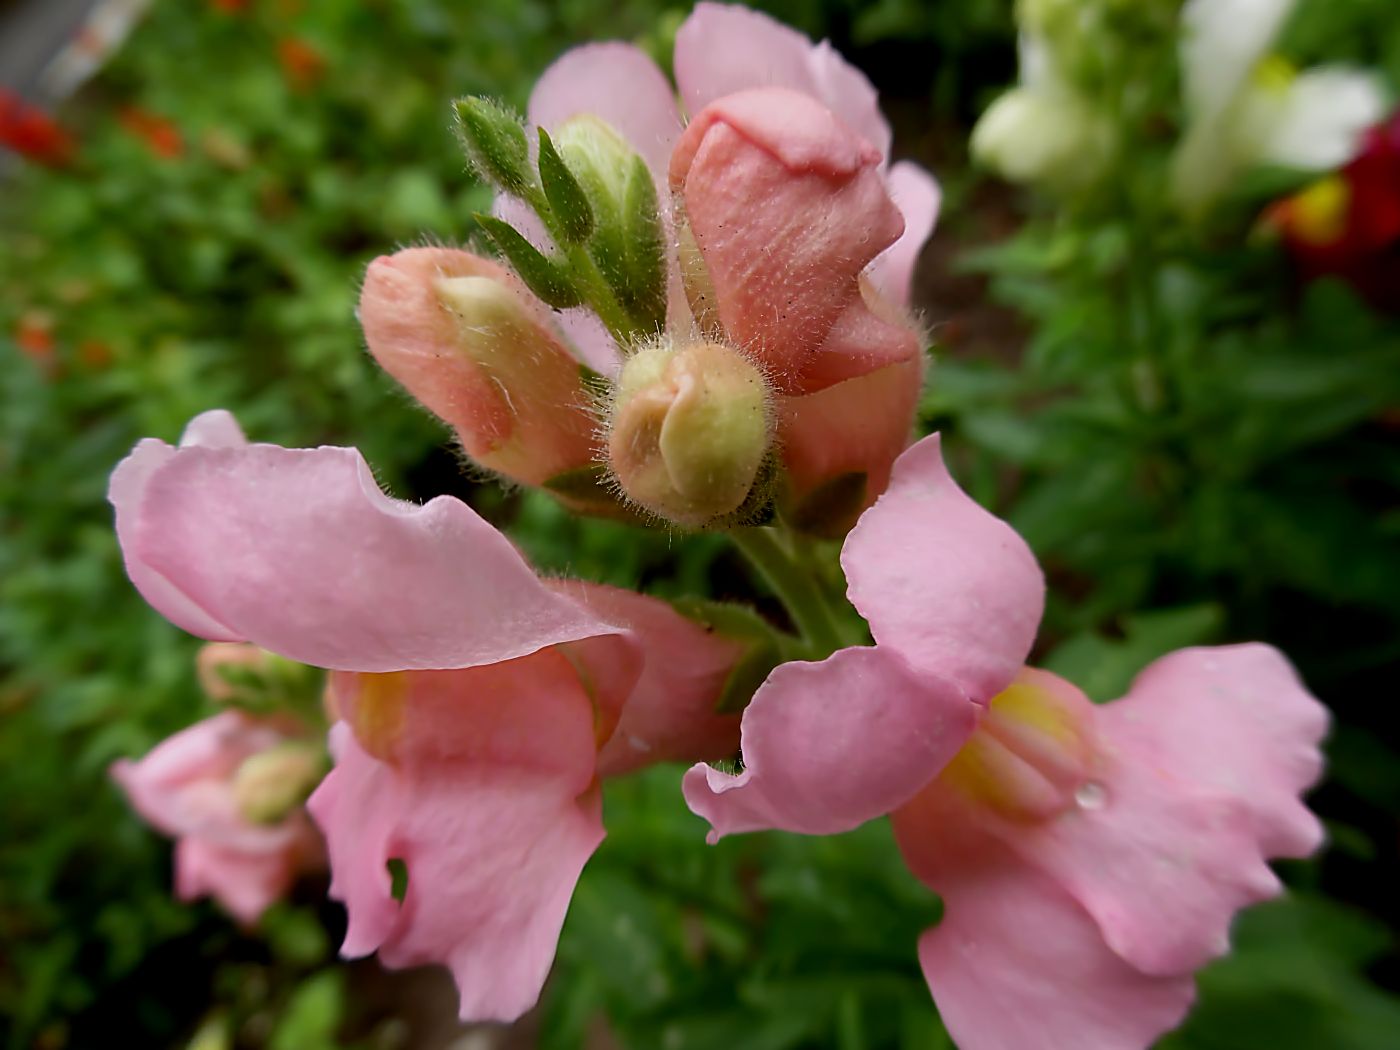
537 128 595 243
1043 603 1224 701
475 213 583 309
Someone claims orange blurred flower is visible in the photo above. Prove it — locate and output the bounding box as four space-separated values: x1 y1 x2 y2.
277 38 326 91
16 311 56 367
118 107 185 159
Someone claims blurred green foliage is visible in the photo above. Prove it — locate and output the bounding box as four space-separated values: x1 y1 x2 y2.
2 0 1398 1047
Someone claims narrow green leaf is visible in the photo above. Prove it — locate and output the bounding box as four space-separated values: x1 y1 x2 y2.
475 213 583 309
453 97 532 195
537 128 595 243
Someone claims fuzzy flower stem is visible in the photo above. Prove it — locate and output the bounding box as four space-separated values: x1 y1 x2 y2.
521 185 640 348
731 527 846 658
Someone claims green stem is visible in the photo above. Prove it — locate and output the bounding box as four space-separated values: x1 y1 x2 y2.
731 527 846 657
523 185 637 348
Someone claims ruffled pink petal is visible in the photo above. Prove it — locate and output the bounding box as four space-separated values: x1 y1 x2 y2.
529 41 682 180
954 654 1324 977
309 721 603 1023
558 582 744 777
671 87 913 395
867 161 942 307
842 434 1044 701
109 412 249 642
683 645 977 839
673 2 891 159
110 427 627 673
1101 644 1328 858
892 785 1196 1050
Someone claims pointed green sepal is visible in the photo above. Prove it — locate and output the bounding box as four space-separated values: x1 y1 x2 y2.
475 213 584 310
454 97 533 196
537 128 595 244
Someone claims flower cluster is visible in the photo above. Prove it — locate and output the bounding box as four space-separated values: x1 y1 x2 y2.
108 5 1328 1046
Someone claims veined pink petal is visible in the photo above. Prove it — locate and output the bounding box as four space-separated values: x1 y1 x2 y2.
1101 644 1328 858
867 161 942 307
110 427 627 673
671 87 913 395
558 582 744 776
309 715 604 1023
673 2 891 159
529 41 682 180
683 645 977 839
842 434 1044 701
893 784 1196 1050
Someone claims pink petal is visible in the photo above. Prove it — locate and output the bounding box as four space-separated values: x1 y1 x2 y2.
1101 644 1328 858
842 434 1044 701
310 712 603 1023
111 712 284 839
683 645 977 839
559 582 744 777
111 427 629 673
673 2 891 159
777 354 923 533
175 824 318 927
867 161 942 307
529 42 682 180
109 413 248 642
671 87 914 395
893 787 1196 1050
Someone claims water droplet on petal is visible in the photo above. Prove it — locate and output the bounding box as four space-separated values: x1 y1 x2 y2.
1075 781 1107 810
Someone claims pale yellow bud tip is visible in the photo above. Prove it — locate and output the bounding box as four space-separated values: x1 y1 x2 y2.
608 340 772 528
233 743 326 825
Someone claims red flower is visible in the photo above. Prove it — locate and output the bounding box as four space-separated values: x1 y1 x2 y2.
1269 108 1400 309
15 312 56 367
118 107 185 159
0 90 75 167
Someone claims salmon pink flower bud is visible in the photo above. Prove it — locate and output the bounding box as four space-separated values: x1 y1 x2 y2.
110 410 751 1022
359 247 598 489
110 712 324 925
607 338 773 527
685 434 1328 1049
670 87 919 396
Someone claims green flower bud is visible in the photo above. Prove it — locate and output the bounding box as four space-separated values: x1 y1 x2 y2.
553 115 667 334
454 97 533 196
232 743 326 825
607 339 772 528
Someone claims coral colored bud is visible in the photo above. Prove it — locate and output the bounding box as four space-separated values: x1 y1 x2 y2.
670 88 913 395
608 340 772 527
233 742 326 824
359 248 598 488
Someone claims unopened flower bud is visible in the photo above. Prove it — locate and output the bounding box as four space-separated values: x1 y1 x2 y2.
359 247 598 488
453 96 533 196
607 340 772 528
972 86 1114 190
232 742 327 824
553 115 667 334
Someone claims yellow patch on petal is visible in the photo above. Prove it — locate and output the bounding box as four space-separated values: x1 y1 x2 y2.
1291 175 1351 245
939 671 1097 823
347 671 408 763
1252 54 1297 95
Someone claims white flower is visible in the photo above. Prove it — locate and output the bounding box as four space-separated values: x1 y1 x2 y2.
1171 0 1387 214
971 35 1115 190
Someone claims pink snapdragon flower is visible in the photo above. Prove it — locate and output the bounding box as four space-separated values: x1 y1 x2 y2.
684 435 1328 1049
110 709 323 926
110 410 743 1021
506 2 941 528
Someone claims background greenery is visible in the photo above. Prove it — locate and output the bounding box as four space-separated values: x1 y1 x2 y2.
1 0 1397 1046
